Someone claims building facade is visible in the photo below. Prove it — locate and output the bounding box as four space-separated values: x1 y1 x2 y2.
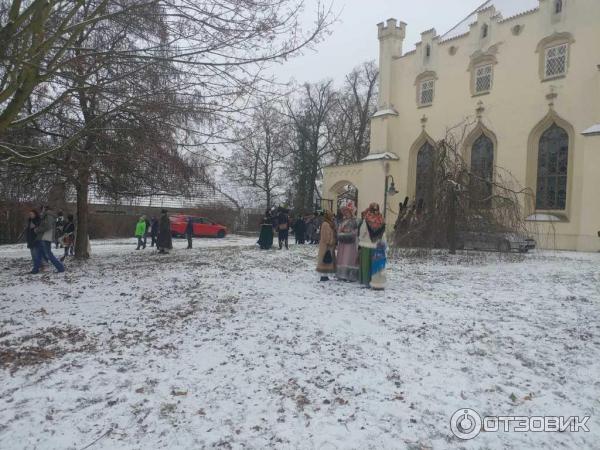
322 0 600 251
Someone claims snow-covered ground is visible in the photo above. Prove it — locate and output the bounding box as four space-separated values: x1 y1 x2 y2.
0 237 599 449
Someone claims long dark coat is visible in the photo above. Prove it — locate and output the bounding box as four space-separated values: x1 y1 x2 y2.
157 213 173 249
293 218 306 242
26 217 40 249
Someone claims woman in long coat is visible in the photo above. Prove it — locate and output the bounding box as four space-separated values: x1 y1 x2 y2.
157 209 173 253
358 203 387 290
316 211 336 281
336 206 359 282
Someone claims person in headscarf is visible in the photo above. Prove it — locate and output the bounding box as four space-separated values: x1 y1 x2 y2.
358 203 387 289
316 211 337 281
336 205 359 282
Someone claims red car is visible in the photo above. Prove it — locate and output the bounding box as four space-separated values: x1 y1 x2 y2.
170 215 227 238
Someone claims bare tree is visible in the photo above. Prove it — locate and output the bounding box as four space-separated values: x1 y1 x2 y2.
0 0 105 144
330 61 378 164
286 80 337 212
393 120 535 252
1 0 334 257
227 103 289 210
0 0 175 157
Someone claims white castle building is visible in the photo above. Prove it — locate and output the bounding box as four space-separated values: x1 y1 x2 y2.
322 0 600 251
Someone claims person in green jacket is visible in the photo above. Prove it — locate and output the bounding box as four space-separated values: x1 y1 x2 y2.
135 216 147 250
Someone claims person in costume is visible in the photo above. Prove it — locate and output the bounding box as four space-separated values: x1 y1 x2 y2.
335 204 359 282
358 203 387 289
316 211 337 281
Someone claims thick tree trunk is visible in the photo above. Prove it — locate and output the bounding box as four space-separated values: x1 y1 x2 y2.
266 189 271 211
74 171 90 259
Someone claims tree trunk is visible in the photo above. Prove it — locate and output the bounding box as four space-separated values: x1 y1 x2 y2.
447 188 457 255
75 171 90 259
306 159 319 212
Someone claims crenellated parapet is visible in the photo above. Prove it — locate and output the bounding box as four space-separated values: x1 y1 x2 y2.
377 18 406 44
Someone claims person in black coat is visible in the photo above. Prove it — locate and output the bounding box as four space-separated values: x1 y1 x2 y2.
157 209 173 253
26 209 44 266
277 209 290 250
293 215 306 244
150 216 159 247
186 216 194 249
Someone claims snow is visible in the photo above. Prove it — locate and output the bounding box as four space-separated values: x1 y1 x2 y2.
525 214 563 222
372 109 399 118
1 238 600 449
361 152 399 162
582 124 600 136
441 0 540 41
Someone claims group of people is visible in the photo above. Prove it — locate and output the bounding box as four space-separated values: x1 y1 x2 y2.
133 209 173 253
257 202 388 290
258 207 291 250
258 208 326 250
25 205 70 274
291 213 324 245
316 202 387 290
24 201 388 288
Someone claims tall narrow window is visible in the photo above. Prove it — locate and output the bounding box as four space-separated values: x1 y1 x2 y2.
425 44 431 58
536 123 569 210
470 134 494 208
544 43 568 78
419 79 435 106
555 0 563 14
474 64 493 94
481 24 489 39
415 142 436 209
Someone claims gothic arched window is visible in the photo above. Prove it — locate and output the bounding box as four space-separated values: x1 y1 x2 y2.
470 134 494 208
415 142 435 209
536 123 568 210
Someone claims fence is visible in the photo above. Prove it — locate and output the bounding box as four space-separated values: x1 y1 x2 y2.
0 201 257 244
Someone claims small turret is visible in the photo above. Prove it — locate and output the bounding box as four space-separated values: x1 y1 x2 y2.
377 18 407 110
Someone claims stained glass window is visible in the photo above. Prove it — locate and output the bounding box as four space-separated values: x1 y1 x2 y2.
536 123 568 210
470 134 494 208
415 142 435 209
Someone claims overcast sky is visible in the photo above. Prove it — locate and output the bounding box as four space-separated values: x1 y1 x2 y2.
272 0 486 86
